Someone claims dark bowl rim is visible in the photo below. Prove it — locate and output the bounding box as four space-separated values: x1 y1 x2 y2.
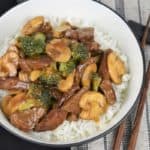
0 0 145 148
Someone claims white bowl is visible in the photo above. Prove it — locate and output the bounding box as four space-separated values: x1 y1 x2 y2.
0 0 144 147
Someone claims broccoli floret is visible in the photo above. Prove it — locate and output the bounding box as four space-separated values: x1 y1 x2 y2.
59 59 76 76
39 72 62 86
92 73 101 91
33 32 46 42
70 42 89 62
18 33 46 57
28 83 55 108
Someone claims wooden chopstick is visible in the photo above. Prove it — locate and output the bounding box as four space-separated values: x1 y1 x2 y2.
112 15 150 150
127 61 150 150
141 14 150 49
112 121 126 150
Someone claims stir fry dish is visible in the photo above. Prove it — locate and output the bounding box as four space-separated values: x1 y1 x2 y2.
0 16 126 132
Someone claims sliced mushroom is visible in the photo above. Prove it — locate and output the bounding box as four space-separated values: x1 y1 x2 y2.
1 95 12 116
0 51 19 77
53 22 72 38
19 71 29 82
58 70 75 92
30 70 41 81
75 57 97 85
100 80 116 105
7 45 19 53
46 39 71 62
22 16 44 35
107 52 126 84
2 92 26 116
79 91 107 121
82 63 97 88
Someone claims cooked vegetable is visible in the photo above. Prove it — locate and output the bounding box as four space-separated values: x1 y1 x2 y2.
28 83 55 108
30 70 41 81
1 95 12 116
46 39 71 62
34 32 46 42
82 63 97 88
79 91 107 121
19 71 29 82
0 51 19 77
53 22 72 38
58 70 75 92
70 42 89 62
22 16 44 35
107 52 126 84
59 59 76 76
2 92 27 116
92 73 101 91
75 57 97 85
39 72 62 86
18 98 43 111
18 35 46 57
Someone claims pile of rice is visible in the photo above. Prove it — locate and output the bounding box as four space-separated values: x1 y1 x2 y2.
0 17 130 142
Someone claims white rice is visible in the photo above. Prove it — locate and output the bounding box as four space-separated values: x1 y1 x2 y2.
0 17 130 142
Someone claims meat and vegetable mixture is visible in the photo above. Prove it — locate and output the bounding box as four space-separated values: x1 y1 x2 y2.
0 16 126 132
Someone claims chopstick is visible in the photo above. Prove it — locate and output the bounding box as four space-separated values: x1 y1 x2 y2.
141 15 150 49
127 61 150 150
112 121 126 150
112 15 150 150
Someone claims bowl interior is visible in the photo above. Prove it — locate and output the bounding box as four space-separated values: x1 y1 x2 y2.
0 0 144 146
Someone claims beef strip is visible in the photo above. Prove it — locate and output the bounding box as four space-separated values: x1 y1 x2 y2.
67 113 78 121
50 87 63 101
100 80 116 105
65 27 94 42
35 109 67 131
84 41 100 52
98 50 112 80
98 49 116 104
58 84 80 107
0 77 29 90
10 107 46 132
62 88 88 114
19 56 52 72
